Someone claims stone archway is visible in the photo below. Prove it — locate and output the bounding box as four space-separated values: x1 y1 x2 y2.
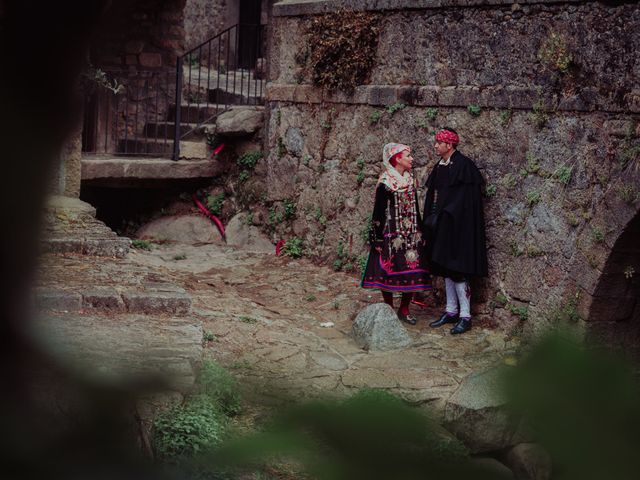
583 210 640 356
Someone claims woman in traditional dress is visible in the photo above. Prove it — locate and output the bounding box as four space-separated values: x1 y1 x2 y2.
361 143 431 325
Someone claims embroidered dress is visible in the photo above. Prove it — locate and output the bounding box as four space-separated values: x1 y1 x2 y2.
361 144 431 293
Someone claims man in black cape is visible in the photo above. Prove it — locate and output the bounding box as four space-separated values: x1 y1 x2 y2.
422 128 487 334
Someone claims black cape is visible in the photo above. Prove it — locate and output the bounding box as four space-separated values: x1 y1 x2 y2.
422 150 488 278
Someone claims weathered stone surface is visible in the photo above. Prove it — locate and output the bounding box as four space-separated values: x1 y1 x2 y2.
225 213 274 252
122 291 191 315
351 303 412 351
137 215 224 245
445 367 522 453
470 457 515 480
215 107 264 136
34 313 202 392
504 443 552 480
82 288 126 312
82 157 223 180
35 290 82 312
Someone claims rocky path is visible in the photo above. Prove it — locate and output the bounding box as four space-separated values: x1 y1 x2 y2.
129 242 519 415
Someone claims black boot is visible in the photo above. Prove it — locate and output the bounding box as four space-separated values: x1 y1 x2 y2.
450 318 471 335
429 312 459 328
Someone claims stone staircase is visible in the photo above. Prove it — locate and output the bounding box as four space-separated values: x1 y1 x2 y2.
35 196 203 395
111 66 265 160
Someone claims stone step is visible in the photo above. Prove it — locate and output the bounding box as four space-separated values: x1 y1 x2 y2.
35 284 192 316
42 198 130 258
208 87 263 106
116 139 208 159
143 121 207 139
168 103 228 123
32 312 202 393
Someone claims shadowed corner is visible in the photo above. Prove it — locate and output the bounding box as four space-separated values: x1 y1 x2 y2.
503 329 640 480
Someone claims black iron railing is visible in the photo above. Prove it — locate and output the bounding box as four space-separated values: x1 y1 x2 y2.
82 23 266 160
174 23 266 159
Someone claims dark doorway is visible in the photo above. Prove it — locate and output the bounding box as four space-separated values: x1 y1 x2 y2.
238 0 261 69
586 210 640 360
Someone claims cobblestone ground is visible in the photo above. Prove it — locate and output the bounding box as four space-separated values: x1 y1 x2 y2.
128 243 519 415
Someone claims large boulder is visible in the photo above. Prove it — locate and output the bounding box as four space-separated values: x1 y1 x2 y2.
503 443 552 480
351 303 412 351
215 107 263 136
137 215 224 245
225 213 274 252
444 366 526 453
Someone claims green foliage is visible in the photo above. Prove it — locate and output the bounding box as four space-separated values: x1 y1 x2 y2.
153 395 227 461
530 98 550 129
499 109 512 126
173 253 187 261
238 170 250 182
425 107 438 121
305 294 317 302
360 214 373 243
277 137 286 159
525 244 545 258
526 190 542 206
548 293 581 325
566 212 580 227
283 199 297 219
197 359 242 416
239 316 257 324
509 304 529 321
617 184 638 205
206 192 225 216
386 102 406 116
212 389 472 478
509 240 524 257
202 331 215 343
302 154 313 166
591 227 604 243
282 237 304 258
525 153 541 174
245 212 254 225
237 151 263 170
618 143 640 169
132 239 154 251
267 207 284 227
417 108 439 128
305 11 381 93
496 292 509 306
356 157 366 184
358 254 368 274
485 184 497 198
500 173 518 190
276 109 282 126
538 32 573 73
467 104 482 116
553 164 573 185
368 110 382 124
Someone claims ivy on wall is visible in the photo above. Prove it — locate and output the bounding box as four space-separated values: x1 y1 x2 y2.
300 11 381 93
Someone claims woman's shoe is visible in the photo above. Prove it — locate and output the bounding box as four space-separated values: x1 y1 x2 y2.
398 313 417 325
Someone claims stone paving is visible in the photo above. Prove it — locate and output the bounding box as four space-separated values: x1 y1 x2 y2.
127 242 519 416
35 199 519 418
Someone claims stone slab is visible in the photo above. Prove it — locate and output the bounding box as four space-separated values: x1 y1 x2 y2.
81 156 223 180
351 303 412 351
122 291 192 315
32 313 202 393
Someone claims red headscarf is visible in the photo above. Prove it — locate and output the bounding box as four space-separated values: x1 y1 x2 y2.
435 129 459 146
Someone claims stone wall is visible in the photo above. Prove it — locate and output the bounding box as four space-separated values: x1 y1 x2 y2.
257 0 640 340
184 0 229 48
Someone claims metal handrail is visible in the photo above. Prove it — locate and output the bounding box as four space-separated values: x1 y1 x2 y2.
173 23 265 159
81 24 266 160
